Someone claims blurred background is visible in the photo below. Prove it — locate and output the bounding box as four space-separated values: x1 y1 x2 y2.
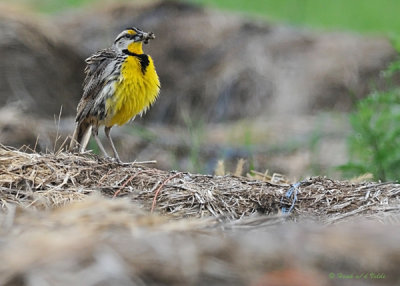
2 0 400 180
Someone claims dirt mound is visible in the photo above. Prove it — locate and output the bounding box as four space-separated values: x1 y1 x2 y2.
0 7 84 117
1 147 400 285
1 146 399 221
57 1 395 123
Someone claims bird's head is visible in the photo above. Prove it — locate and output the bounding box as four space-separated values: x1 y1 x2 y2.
113 27 155 54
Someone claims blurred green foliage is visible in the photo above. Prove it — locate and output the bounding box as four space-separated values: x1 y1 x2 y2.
339 54 400 181
188 0 400 34
14 0 96 12
13 0 400 35
14 0 138 13
182 111 205 173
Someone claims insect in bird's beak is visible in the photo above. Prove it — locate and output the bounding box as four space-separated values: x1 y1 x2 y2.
142 32 155 44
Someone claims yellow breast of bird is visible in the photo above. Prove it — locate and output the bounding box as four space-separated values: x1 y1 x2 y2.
105 55 160 127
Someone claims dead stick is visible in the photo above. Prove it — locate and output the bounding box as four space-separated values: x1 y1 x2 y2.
113 171 146 198
119 160 157 166
99 169 113 185
151 172 182 213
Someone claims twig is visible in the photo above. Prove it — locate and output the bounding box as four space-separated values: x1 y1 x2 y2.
56 136 70 155
99 169 114 185
151 172 182 213
119 160 157 166
113 171 146 198
53 105 63 153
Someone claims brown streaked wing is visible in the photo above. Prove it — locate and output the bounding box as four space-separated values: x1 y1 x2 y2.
75 48 119 122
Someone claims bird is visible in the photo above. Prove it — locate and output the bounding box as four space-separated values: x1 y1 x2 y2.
69 27 160 162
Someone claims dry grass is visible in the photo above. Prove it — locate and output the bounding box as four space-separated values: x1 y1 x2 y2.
1 145 400 285
1 145 399 222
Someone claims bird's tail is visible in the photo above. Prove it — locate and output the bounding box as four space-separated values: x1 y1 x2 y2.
69 121 92 153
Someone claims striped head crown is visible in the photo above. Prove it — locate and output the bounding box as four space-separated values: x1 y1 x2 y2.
114 27 155 52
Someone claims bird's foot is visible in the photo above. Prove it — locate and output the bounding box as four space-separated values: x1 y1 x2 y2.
100 155 121 164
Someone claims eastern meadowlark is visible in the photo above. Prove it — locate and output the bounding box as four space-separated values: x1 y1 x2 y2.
69 27 160 162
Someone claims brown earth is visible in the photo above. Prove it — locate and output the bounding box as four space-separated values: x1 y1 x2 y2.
0 6 84 117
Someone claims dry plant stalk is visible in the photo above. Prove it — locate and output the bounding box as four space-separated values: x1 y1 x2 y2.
214 159 225 176
234 158 245 177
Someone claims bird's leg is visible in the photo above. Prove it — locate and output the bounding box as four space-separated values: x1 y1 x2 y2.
92 127 109 158
105 126 121 162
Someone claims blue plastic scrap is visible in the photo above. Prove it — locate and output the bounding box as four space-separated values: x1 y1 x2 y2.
281 181 301 214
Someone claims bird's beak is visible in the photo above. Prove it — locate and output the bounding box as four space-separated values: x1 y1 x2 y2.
142 31 155 44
